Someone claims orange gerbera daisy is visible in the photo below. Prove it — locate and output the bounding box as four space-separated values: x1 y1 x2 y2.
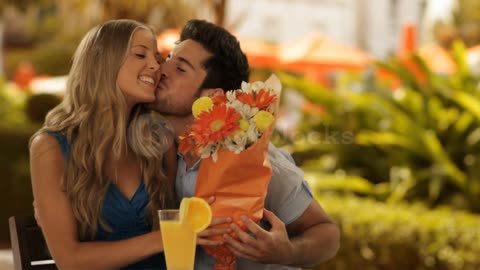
191 103 241 146
212 93 227 105
236 89 276 109
178 131 196 155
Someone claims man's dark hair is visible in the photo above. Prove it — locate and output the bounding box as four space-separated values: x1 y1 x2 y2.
180 19 250 92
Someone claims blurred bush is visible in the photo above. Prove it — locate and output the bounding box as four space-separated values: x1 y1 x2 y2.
0 125 36 243
0 77 28 127
29 43 75 76
25 93 62 123
453 0 480 47
307 192 480 270
5 42 75 79
278 41 480 212
0 77 61 243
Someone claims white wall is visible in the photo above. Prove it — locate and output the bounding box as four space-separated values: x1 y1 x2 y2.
363 0 427 58
225 0 427 59
226 0 357 46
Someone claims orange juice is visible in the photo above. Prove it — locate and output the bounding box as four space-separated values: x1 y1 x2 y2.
160 220 196 270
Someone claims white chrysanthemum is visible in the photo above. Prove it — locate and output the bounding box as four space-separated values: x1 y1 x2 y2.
241 80 265 93
241 81 250 92
226 91 237 102
251 81 265 92
199 143 222 161
245 121 259 144
224 134 247 153
228 100 258 119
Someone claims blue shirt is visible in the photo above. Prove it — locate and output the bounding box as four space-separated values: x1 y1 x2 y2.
175 143 313 270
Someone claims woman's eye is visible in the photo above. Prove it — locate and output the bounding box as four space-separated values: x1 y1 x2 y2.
135 54 145 58
177 67 185 72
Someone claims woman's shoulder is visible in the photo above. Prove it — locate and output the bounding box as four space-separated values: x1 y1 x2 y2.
30 131 65 160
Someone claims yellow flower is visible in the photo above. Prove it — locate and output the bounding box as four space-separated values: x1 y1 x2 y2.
254 111 274 132
192 97 213 118
239 118 250 131
233 129 246 138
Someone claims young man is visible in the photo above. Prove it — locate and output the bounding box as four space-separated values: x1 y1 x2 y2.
151 19 340 269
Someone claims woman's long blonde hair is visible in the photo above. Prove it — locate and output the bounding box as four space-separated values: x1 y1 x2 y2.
31 19 175 239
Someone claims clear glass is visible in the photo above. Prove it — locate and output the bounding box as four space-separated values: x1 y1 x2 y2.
158 210 196 270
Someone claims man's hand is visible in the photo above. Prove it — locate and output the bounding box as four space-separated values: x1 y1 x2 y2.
197 216 232 245
196 196 232 246
223 209 295 265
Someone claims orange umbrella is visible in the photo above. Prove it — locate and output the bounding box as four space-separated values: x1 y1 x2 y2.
277 32 371 84
236 35 281 69
278 32 371 73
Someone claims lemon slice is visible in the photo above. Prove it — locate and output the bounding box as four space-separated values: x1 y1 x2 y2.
179 197 212 233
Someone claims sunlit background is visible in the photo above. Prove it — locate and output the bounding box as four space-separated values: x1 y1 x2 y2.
1 0 480 269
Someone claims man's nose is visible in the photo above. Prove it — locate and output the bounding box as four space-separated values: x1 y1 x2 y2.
160 62 170 78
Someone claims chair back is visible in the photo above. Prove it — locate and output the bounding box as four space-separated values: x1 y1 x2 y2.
8 215 56 270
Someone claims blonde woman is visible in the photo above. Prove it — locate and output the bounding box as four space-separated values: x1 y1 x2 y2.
29 19 176 269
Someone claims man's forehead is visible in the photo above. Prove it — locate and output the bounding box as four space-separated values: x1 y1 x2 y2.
171 40 211 64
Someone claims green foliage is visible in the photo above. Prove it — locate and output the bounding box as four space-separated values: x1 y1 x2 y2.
279 41 480 212
0 78 29 127
306 192 480 270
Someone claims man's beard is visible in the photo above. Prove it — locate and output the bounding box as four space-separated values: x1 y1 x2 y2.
150 99 192 117
150 86 202 117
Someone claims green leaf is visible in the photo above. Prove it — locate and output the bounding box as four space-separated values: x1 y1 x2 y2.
355 131 424 157
277 72 340 107
304 171 374 195
422 131 466 187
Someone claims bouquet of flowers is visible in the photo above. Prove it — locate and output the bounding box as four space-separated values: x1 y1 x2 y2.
179 74 282 270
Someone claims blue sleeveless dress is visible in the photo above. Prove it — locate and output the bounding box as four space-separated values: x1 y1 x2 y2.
48 131 167 270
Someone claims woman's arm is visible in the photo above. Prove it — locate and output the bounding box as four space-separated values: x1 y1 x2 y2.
30 133 164 270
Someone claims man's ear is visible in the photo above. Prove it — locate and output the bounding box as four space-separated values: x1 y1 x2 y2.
201 88 224 97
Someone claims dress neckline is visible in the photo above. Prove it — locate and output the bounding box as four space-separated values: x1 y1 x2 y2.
109 181 145 203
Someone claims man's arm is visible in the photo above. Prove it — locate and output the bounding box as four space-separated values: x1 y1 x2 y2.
223 144 340 266
285 199 340 266
224 200 340 267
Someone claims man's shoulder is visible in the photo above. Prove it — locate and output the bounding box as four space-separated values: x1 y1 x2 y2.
267 143 296 164
267 143 303 178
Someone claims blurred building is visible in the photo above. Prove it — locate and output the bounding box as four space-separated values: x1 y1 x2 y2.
226 0 428 58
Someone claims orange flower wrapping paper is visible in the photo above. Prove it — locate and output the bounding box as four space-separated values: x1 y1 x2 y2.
195 127 273 269
179 74 282 269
